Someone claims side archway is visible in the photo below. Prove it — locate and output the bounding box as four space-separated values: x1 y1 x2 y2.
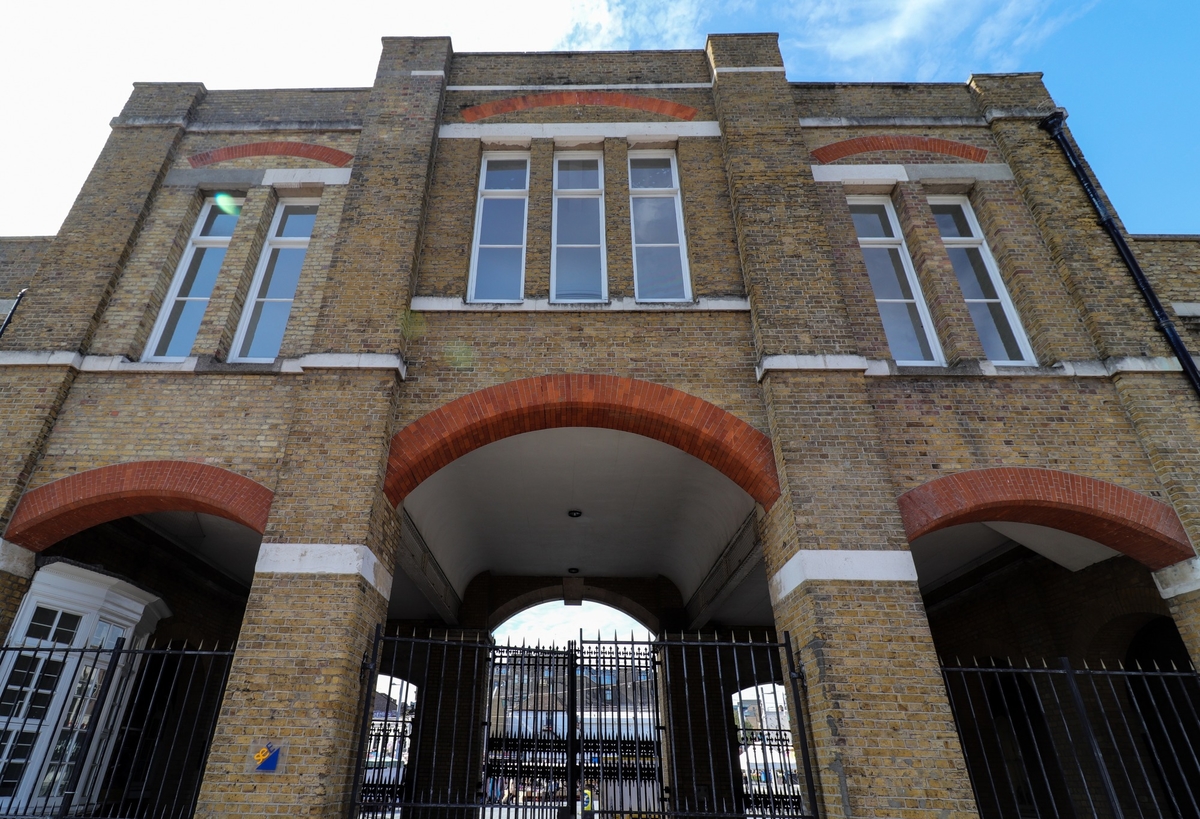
385 374 780 510
897 467 1193 570
4 460 273 551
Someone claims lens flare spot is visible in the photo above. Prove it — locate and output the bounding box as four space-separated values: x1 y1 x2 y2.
214 192 241 216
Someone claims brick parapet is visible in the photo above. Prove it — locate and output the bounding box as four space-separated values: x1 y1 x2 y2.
1 83 205 352
446 50 712 87
792 82 981 120
313 37 452 354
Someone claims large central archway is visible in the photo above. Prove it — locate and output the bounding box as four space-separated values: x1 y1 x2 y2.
384 376 780 631
385 374 781 510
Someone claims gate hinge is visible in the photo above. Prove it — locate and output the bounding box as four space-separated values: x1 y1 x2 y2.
359 650 375 683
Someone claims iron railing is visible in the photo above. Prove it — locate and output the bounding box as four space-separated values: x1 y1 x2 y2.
942 657 1200 819
350 628 819 819
0 640 234 818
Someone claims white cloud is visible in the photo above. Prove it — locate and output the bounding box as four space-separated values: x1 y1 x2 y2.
560 0 714 50
777 0 1094 81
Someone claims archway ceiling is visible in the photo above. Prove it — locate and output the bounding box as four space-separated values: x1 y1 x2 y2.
910 520 1121 592
403 428 757 602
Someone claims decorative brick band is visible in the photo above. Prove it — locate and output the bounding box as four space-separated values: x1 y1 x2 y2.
811 136 988 164
385 374 780 510
5 461 274 552
187 142 354 169
897 467 1193 570
461 92 698 123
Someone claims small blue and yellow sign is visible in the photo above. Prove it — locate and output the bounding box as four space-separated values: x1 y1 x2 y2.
254 742 281 772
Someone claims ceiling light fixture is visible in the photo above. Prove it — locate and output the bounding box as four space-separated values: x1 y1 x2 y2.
567 509 582 518
567 567 580 574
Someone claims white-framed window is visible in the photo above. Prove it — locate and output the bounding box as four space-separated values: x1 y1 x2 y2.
228 199 319 363
929 196 1036 365
847 196 944 366
468 153 529 303
551 152 607 302
0 563 167 810
143 197 243 361
628 151 692 302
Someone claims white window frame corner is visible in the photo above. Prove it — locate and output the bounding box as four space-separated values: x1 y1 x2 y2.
628 149 693 304
847 194 945 367
928 194 1036 367
142 196 243 363
227 196 321 364
467 151 530 305
550 150 608 304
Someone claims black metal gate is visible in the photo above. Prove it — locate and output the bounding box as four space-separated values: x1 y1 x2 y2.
0 639 234 818
350 629 820 819
943 657 1200 819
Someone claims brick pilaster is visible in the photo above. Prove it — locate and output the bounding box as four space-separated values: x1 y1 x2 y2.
195 369 403 817
708 33 979 817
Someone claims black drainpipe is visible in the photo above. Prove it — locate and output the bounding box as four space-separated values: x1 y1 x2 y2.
0 288 27 340
1040 111 1200 400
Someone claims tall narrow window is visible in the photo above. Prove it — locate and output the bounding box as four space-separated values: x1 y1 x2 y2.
469 154 529 303
629 151 691 302
929 196 1035 365
144 197 242 361
551 153 606 302
229 199 318 363
848 196 943 365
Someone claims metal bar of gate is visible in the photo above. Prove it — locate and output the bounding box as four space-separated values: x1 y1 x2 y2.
786 633 821 819
55 637 124 819
1060 657 1125 819
347 624 380 817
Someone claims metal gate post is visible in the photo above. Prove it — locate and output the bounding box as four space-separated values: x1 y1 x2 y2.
347 624 382 819
1058 656 1125 819
565 640 579 818
785 633 821 819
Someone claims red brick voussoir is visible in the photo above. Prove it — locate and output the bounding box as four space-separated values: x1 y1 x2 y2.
188 142 354 168
811 135 989 164
5 461 274 552
897 467 1194 570
385 374 779 510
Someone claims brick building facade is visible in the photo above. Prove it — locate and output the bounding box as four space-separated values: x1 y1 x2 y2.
1 33 1198 819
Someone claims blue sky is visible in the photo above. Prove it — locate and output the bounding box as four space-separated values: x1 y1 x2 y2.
1 1 1195 235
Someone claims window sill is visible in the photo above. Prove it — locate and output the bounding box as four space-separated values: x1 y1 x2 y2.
414 296 750 312
0 353 405 379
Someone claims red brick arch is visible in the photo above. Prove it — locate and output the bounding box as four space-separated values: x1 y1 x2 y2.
385 375 779 510
4 461 274 552
897 467 1193 570
187 141 354 168
811 135 988 164
462 92 698 122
